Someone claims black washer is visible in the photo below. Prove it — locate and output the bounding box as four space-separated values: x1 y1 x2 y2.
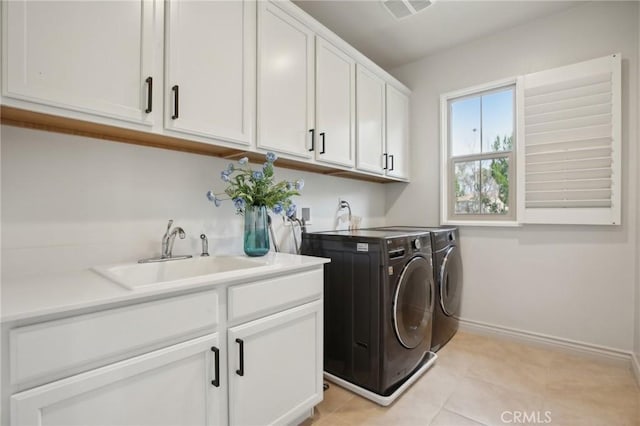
393 256 432 349
301 229 434 396
369 226 463 352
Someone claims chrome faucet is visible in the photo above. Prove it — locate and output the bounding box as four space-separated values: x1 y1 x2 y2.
138 220 192 264
162 220 186 259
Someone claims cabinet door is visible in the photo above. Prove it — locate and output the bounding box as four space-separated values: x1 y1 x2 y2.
257 1 315 158
228 301 323 426
2 0 158 126
11 334 225 426
165 0 255 146
315 37 356 168
356 65 386 174
386 85 410 180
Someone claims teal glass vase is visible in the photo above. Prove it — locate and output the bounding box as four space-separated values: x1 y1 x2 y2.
243 205 270 257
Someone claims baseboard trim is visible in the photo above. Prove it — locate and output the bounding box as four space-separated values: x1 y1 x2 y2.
632 352 640 387
458 317 632 366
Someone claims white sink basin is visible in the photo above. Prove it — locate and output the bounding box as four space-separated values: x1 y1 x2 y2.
93 256 268 290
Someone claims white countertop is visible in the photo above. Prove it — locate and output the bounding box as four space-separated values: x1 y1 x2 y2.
1 252 329 324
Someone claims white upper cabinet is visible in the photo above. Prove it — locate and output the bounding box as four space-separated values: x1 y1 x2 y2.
385 85 410 180
2 0 159 126
257 1 315 158
165 0 255 146
1 0 411 182
356 65 386 175
315 37 356 168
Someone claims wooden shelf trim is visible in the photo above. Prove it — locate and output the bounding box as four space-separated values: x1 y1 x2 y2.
0 106 397 184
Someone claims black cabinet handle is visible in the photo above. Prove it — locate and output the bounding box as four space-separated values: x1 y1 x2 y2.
145 77 153 114
235 338 244 376
383 153 388 170
171 85 179 120
308 129 315 152
211 346 220 387
319 132 326 154
389 154 394 171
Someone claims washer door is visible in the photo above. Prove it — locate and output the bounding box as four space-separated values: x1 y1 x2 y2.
393 256 434 349
440 246 462 316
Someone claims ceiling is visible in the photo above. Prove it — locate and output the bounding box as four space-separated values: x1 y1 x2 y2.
293 0 582 70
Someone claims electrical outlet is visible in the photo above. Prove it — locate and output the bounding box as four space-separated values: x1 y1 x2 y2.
301 207 312 224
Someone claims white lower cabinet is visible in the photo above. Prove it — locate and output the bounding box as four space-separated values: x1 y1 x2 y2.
11 333 225 426
5 268 324 426
228 301 323 425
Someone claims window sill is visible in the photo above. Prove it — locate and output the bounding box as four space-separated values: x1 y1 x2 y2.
441 220 521 228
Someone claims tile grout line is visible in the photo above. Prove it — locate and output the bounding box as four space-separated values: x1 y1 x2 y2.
309 331 639 425
437 367 492 426
437 406 490 426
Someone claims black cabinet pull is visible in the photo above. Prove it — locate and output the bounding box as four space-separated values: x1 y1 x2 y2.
308 129 315 152
211 346 220 387
319 132 326 154
389 154 395 171
383 153 388 170
145 77 153 114
171 85 179 120
235 338 244 376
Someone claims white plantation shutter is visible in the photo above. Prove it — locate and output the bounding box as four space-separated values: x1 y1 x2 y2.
517 54 621 225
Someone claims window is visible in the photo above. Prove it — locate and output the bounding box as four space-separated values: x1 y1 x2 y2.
443 82 516 223
440 54 621 226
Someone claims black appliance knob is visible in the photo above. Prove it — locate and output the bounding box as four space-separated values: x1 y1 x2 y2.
412 239 422 250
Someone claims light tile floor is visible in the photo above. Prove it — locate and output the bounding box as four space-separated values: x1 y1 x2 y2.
303 331 640 426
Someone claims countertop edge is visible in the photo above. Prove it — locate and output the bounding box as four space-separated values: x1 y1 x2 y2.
1 254 330 325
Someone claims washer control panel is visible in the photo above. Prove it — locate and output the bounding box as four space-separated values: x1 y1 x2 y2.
387 238 407 259
411 235 431 254
386 233 432 259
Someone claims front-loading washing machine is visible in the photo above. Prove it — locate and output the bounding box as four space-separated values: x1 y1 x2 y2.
301 229 435 398
429 228 462 351
371 227 463 352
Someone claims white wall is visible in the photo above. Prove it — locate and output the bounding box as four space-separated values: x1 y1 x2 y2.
0 125 386 279
635 2 640 364
387 1 638 351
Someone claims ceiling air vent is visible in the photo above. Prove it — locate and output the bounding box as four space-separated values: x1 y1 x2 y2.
383 0 432 20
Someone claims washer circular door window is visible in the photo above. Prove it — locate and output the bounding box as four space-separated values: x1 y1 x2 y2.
393 256 433 349
440 246 462 316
